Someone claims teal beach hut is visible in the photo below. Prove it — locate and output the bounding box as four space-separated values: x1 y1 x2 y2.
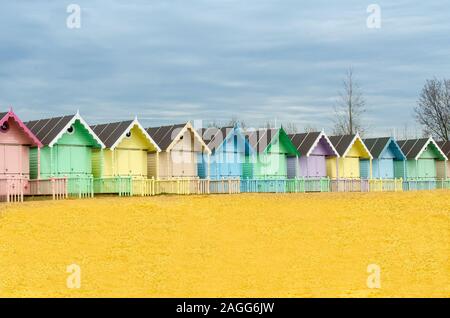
396 137 447 181
361 137 406 179
198 125 253 179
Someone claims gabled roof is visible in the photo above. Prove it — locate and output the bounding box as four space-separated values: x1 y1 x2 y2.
201 126 233 153
397 137 448 160
243 127 299 155
0 109 43 147
244 128 278 153
289 131 339 157
329 134 373 159
25 112 105 148
437 140 450 157
363 137 406 160
146 122 211 154
91 118 160 151
201 126 254 154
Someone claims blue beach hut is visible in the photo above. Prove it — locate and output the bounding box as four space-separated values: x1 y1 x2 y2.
361 137 406 179
198 126 253 179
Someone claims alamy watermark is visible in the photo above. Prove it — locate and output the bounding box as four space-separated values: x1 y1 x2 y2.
367 264 381 289
367 4 381 29
66 263 81 289
66 4 81 29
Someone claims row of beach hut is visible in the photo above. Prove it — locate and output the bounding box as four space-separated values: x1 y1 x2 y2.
1 109 449 202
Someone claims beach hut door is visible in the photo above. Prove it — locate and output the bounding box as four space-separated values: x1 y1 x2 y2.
2 145 22 175
359 159 370 179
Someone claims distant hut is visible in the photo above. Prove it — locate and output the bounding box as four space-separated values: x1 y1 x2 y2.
146 122 211 179
327 134 372 179
287 131 339 178
396 137 447 180
362 137 405 179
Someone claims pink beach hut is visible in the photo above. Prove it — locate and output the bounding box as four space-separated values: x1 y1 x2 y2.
0 109 42 201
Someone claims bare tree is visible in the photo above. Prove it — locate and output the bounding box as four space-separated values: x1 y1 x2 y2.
414 78 450 141
227 115 246 128
207 120 221 128
283 122 298 134
303 124 319 133
333 67 366 135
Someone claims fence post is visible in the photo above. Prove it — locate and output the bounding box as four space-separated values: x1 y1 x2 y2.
51 178 55 200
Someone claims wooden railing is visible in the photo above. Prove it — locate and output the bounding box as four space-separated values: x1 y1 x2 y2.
67 176 94 198
369 178 403 192
93 177 133 196
402 179 438 191
285 178 331 193
0 178 25 203
436 179 450 189
209 178 240 194
28 178 68 200
241 179 288 193
132 178 155 196
154 178 210 195
330 179 370 192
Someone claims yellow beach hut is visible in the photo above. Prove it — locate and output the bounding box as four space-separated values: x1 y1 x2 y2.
146 122 211 179
326 134 373 179
91 118 160 195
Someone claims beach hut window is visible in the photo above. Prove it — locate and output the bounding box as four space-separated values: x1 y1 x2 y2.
0 121 9 132
67 125 75 135
126 131 132 138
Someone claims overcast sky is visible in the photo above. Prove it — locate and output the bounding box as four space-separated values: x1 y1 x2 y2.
0 1 449 136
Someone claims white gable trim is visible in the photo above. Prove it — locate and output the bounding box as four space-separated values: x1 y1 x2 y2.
110 118 161 152
342 133 373 159
306 131 340 158
415 137 448 161
166 122 212 155
48 112 106 148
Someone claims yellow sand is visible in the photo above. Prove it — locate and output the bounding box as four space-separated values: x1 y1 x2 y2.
0 191 449 298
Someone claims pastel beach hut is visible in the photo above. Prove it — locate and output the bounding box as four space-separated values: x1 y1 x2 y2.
146 122 211 179
396 137 447 189
244 127 299 180
25 112 105 197
90 118 160 195
326 134 373 179
237 127 299 193
436 141 449 182
198 125 253 180
0 109 42 201
287 131 339 178
361 137 406 179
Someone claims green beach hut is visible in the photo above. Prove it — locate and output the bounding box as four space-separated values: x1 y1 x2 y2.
25 112 105 197
244 127 299 179
396 137 447 188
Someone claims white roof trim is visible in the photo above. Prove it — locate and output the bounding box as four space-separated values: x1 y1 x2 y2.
48 113 105 148
342 133 373 159
110 118 161 152
414 137 448 161
306 131 340 158
166 122 212 155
